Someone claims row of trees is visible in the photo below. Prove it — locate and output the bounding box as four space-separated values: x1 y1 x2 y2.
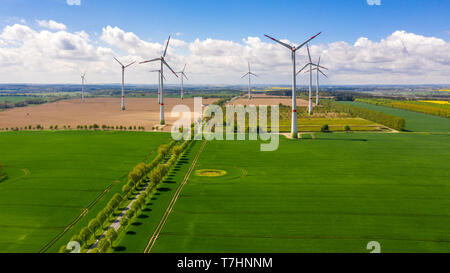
0 125 44 131
0 124 147 132
356 98 450 118
118 140 192 241
323 101 405 131
59 193 123 253
60 139 192 253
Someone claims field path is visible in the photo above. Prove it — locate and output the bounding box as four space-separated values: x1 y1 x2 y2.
143 140 207 253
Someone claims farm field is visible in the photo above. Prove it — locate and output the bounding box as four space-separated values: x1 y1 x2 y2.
0 97 218 131
341 101 450 132
147 133 450 253
0 131 170 252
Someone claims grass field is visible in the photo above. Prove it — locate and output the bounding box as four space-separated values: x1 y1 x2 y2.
341 101 450 132
0 131 170 252
144 133 450 253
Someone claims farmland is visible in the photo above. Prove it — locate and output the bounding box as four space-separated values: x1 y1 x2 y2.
355 98 450 118
0 131 170 252
145 133 450 253
341 101 450 132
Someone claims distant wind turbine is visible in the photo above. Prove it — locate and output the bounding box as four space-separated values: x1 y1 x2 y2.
176 64 188 100
140 36 178 125
149 69 166 104
297 44 327 115
113 57 136 110
264 32 321 138
241 62 258 100
81 72 86 102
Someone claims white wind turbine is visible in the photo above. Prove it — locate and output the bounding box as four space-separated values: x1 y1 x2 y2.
302 56 328 106
176 64 188 100
81 72 86 102
297 44 327 115
149 69 166 104
241 62 258 100
113 57 136 111
140 36 178 125
264 32 321 138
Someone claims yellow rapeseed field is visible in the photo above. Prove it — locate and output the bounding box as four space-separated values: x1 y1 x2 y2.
420 100 450 105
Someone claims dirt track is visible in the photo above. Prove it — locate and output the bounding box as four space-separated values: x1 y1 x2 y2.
0 98 217 131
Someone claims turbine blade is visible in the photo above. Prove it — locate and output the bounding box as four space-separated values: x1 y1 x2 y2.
318 65 328 70
319 69 328 78
318 56 321 66
183 73 188 80
307 44 312 63
241 72 250 79
297 63 309 74
250 72 258 77
125 61 136 68
264 34 292 50
149 70 160 72
162 73 167 81
114 57 124 67
162 59 178 77
140 58 160 64
183 64 186 72
295 32 321 51
163 36 171 58
248 62 251 72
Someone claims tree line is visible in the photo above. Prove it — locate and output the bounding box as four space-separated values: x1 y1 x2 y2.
59 139 192 253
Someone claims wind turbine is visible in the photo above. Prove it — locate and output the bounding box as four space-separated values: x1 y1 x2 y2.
114 57 136 110
149 69 166 104
140 36 178 125
264 32 321 138
241 62 258 100
297 45 327 115
310 56 328 105
81 72 86 102
176 64 188 100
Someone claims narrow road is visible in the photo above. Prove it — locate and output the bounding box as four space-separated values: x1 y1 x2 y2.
143 140 207 253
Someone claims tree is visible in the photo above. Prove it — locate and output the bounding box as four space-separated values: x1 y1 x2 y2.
344 125 351 132
98 238 111 253
88 218 100 233
79 227 92 243
321 124 330 133
120 216 129 227
106 228 118 242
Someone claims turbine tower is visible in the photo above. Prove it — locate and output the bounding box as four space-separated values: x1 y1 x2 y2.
298 46 328 114
264 32 321 138
140 36 178 125
313 56 328 105
81 72 86 102
149 69 166 104
114 57 136 111
176 64 188 100
241 62 258 100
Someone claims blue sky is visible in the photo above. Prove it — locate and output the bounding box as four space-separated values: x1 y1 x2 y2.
0 0 449 84
1 0 448 44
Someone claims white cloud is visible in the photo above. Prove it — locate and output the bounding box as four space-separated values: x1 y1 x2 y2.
67 0 81 6
36 20 67 31
0 23 449 84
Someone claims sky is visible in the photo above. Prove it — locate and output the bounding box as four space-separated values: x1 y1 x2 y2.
0 0 449 85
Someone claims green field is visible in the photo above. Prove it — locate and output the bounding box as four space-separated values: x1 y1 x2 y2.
341 101 450 132
143 133 450 253
0 131 170 252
